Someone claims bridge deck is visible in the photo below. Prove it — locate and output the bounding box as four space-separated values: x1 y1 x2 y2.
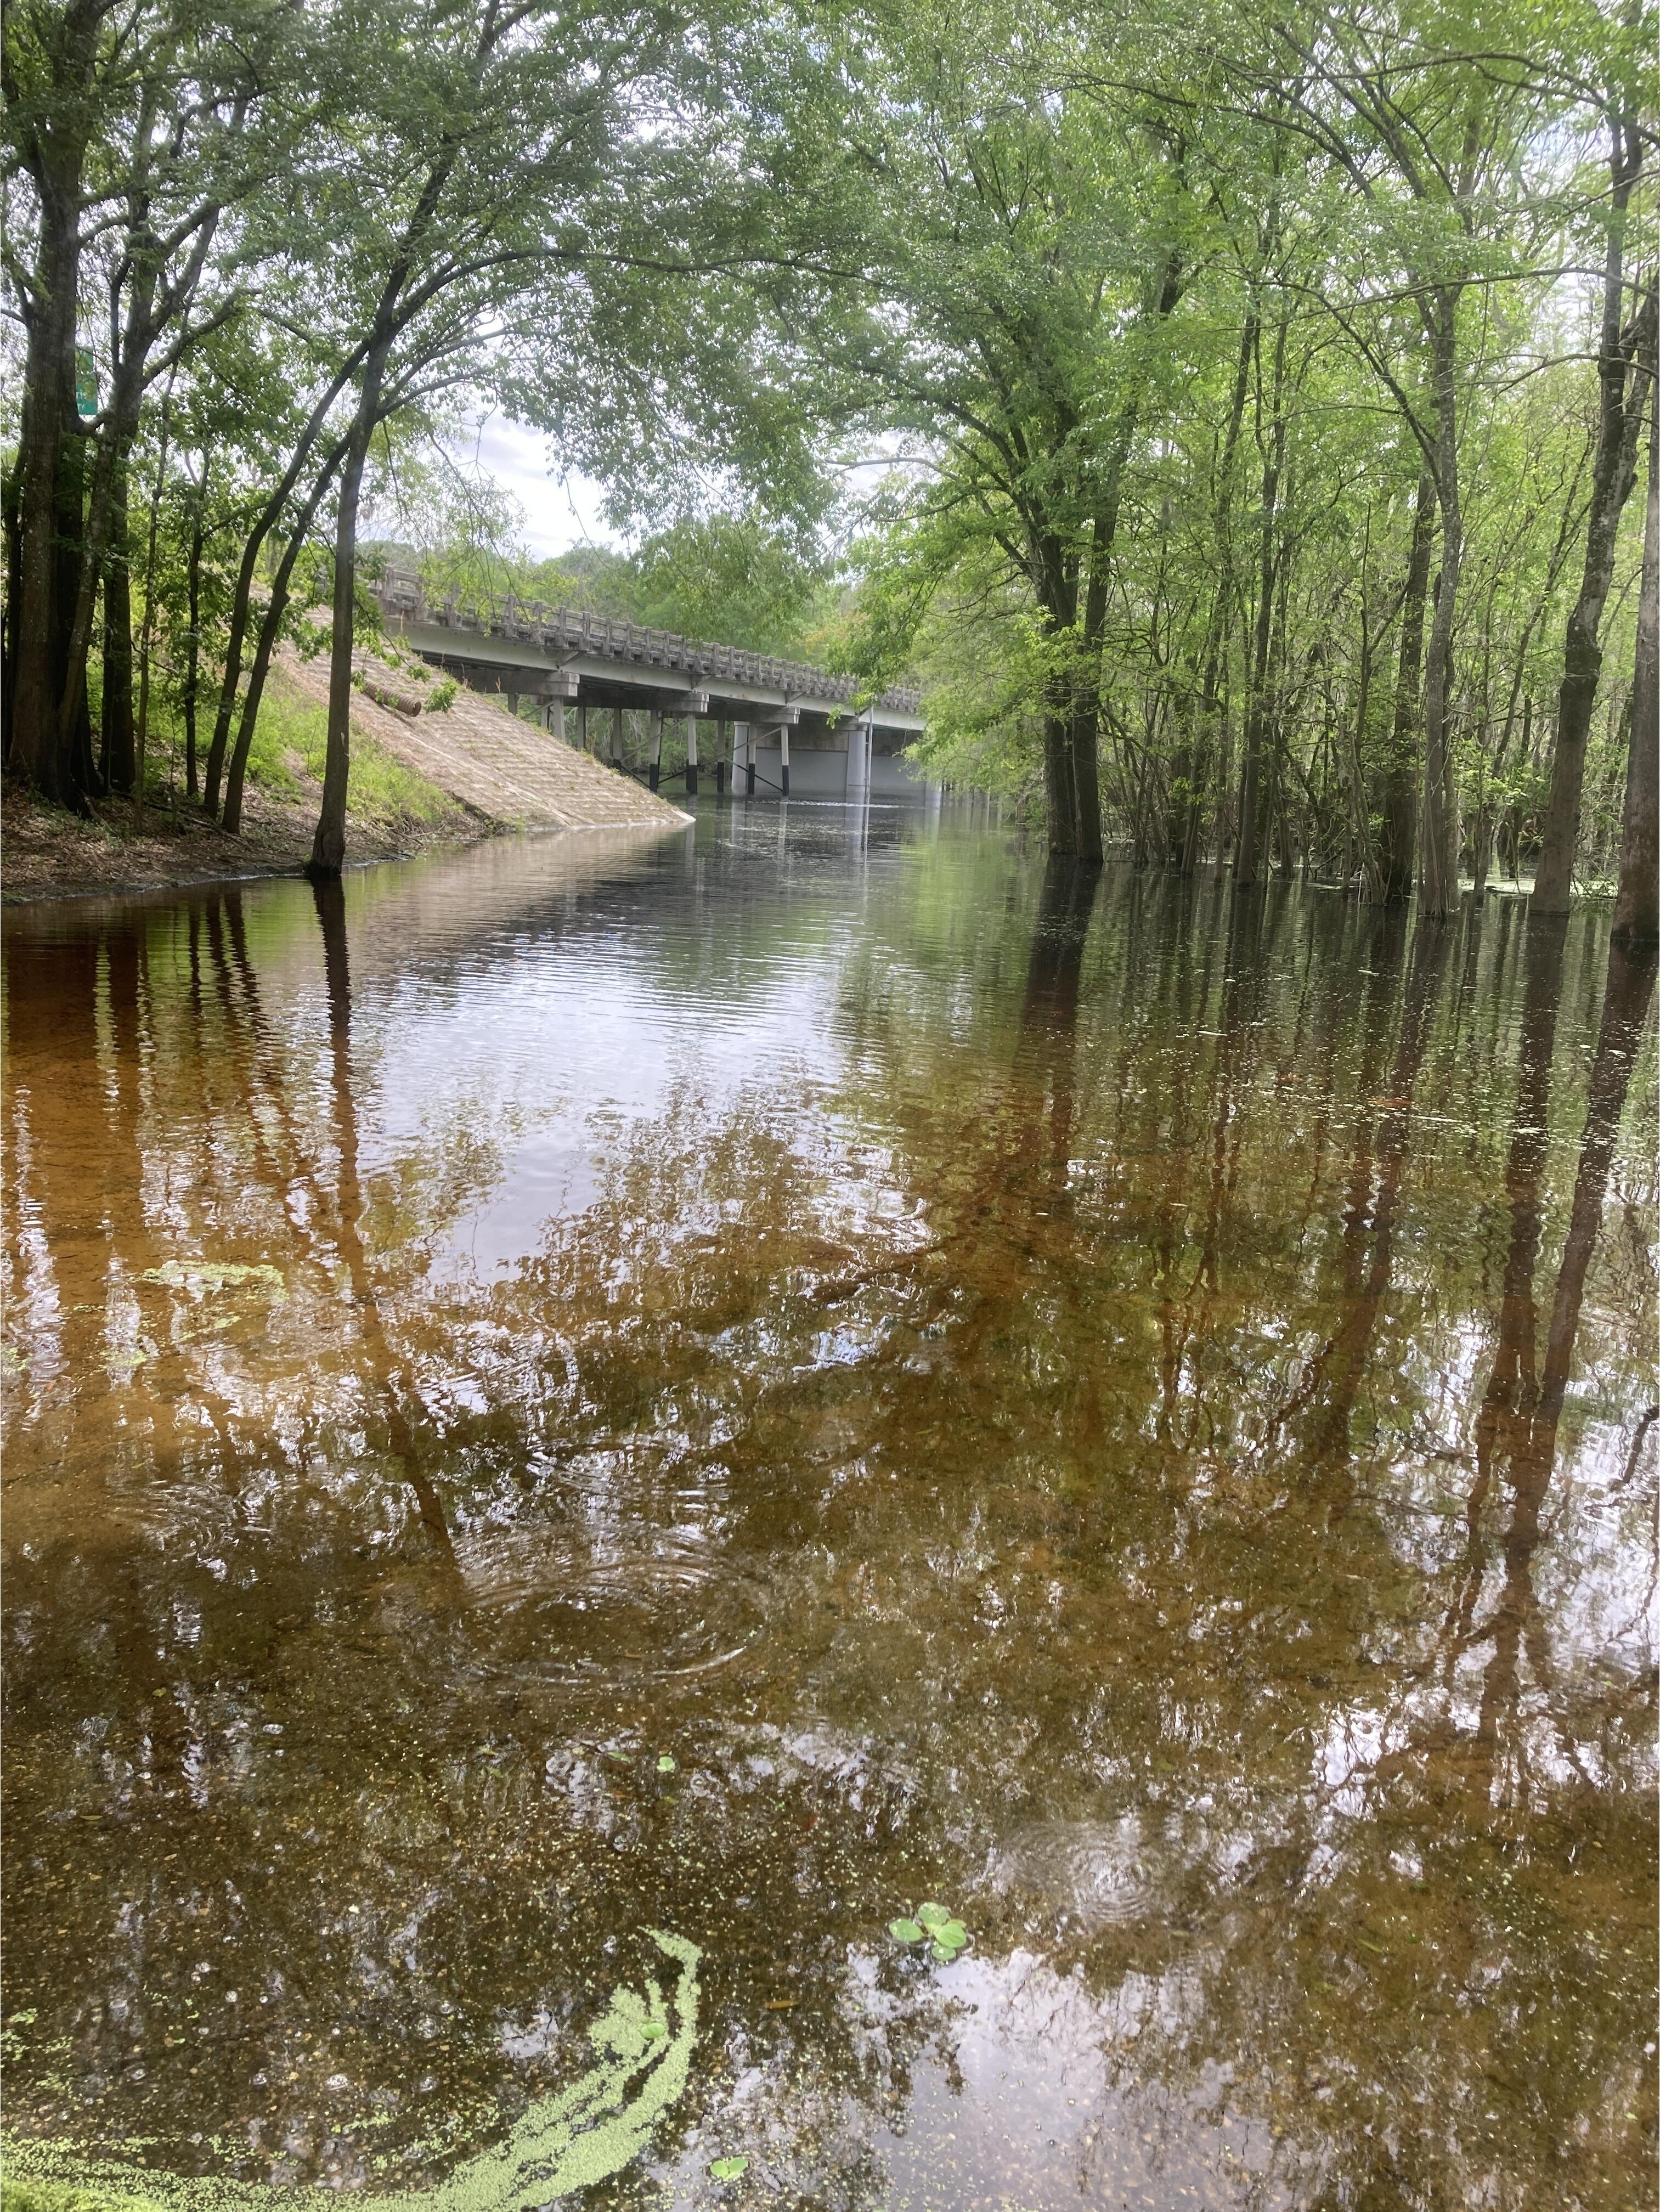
372 569 925 737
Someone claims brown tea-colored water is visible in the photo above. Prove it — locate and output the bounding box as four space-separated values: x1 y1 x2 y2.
3 807 1655 2212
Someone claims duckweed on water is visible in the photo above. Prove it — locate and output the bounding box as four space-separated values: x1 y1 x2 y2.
0 1933 699 2212
889 1904 968 1963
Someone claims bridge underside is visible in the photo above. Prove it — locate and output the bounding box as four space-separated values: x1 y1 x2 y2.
381 611 935 803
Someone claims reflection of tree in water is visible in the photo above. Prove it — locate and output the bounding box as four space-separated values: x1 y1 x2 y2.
1450 930 1657 1789
2 862 1655 2211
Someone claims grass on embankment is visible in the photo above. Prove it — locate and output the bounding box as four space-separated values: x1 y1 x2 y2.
218 670 455 827
4 663 473 903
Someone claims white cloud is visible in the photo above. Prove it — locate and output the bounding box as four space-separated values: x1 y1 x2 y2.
445 414 624 557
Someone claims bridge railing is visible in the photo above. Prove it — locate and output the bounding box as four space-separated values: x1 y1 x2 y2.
372 567 922 714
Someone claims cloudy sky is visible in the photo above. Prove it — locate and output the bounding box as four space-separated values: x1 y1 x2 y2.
450 413 623 555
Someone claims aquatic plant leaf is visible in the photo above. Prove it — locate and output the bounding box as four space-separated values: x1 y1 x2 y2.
656 1754 676 1772
708 2157 748 2180
0 1929 701 2212
916 1903 951 1930
935 1920 967 1949
889 1917 924 1944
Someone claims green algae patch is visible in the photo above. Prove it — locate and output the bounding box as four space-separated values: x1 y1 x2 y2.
1 1930 699 2212
2 2181 172 2212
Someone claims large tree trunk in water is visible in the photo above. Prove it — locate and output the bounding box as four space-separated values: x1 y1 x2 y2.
1234 316 1286 889
1419 301 1463 918
1532 274 1656 914
1374 464 1435 902
100 443 135 795
1612 383 1659 945
1034 535 1080 856
310 361 387 877
1173 315 1255 871
1067 682 1104 862
1043 678 1077 856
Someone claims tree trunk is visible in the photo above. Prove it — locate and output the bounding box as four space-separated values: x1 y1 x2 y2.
1034 534 1080 856
1612 383 1658 945
1532 270 1657 915
1375 462 1435 902
200 366 355 814
1234 318 1286 889
223 437 348 834
1175 314 1255 871
7 19 92 806
183 460 207 800
310 359 387 877
1418 298 1464 919
100 443 135 795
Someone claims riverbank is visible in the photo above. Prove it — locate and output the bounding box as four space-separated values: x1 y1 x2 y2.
1 765 484 905
2 652 690 904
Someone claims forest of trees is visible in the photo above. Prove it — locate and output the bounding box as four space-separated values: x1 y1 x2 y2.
2 0 1655 930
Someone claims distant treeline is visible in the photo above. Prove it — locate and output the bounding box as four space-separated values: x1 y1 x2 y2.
2 0 1655 930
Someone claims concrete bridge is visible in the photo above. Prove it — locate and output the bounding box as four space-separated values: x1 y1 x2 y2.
371 567 934 803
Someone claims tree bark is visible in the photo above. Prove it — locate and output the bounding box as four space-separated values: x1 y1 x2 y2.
100 441 135 795
1173 314 1254 871
222 435 349 833
1375 462 1435 902
310 351 389 877
1532 264 1657 915
1234 315 1286 889
5 1 97 805
200 365 357 814
1418 300 1463 918
183 458 207 799
1612 383 1658 945
1532 117 1651 913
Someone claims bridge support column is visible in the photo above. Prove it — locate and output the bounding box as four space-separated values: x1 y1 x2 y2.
578 702 589 752
684 714 698 795
715 720 726 795
649 708 663 792
744 721 755 798
611 709 624 771
550 699 566 744
778 724 790 797
846 710 871 803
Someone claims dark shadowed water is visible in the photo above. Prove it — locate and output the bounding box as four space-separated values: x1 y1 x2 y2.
2 804 1655 2212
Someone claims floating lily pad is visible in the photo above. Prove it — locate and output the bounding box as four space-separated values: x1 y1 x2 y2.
709 2154 748 2180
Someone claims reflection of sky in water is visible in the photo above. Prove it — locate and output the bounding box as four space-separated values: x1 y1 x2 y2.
2 810 1655 2211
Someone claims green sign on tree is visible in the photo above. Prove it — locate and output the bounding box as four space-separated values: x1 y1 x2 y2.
75 347 98 417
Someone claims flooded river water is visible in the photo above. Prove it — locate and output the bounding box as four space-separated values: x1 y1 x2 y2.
2 805 1655 2212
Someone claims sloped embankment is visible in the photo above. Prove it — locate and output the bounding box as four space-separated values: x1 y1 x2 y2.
277 646 692 831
